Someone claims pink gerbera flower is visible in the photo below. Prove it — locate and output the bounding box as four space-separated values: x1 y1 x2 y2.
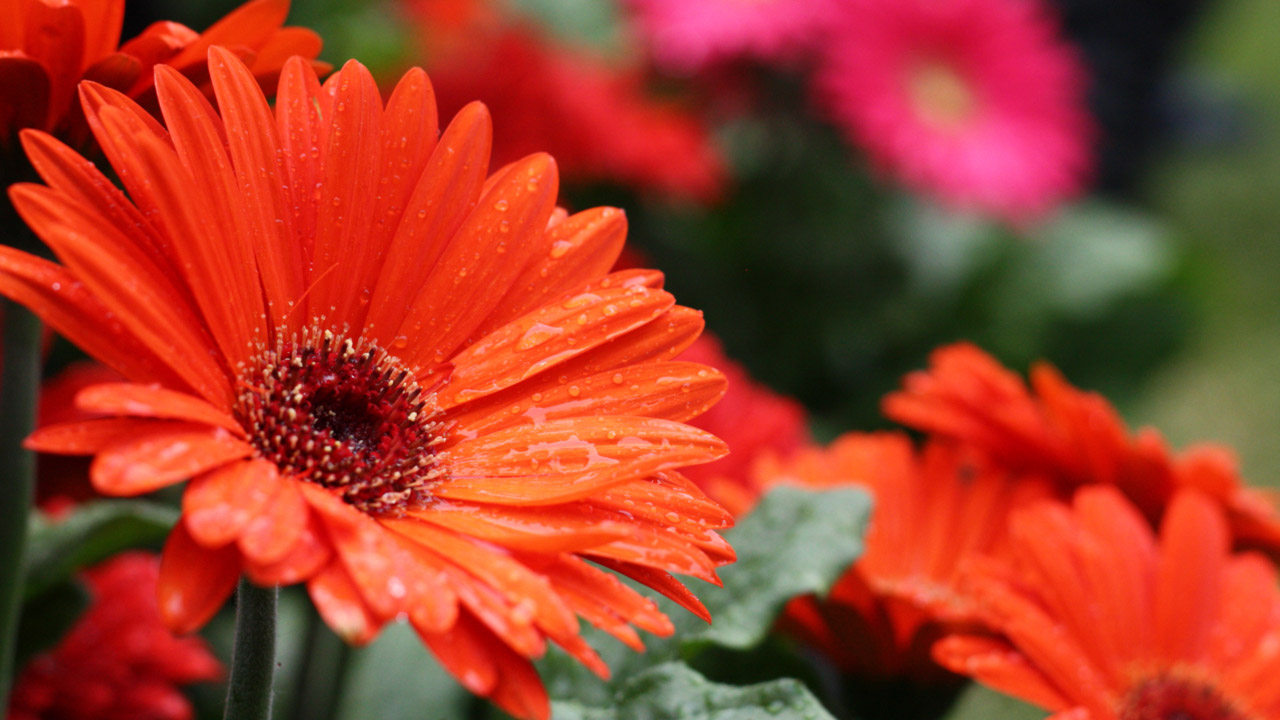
814 0 1094 224
623 0 837 74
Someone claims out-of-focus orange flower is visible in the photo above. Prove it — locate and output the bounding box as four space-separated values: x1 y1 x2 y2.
936 486 1280 720
9 552 222 720
883 342 1280 552
423 27 726 203
0 0 325 152
766 433 1048 682
4 50 734 720
675 335 809 515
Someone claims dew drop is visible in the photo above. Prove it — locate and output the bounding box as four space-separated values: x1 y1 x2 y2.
549 240 572 259
493 199 509 212
612 374 623 384
531 393 543 402
568 385 581 397
517 322 563 350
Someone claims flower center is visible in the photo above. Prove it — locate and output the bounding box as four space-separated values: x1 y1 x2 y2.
1119 675 1253 720
234 329 446 515
907 61 977 131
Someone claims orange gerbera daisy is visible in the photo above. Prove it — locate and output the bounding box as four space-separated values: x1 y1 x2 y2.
769 433 1049 683
935 485 1280 720
883 342 1280 551
2 49 734 719
0 0 324 151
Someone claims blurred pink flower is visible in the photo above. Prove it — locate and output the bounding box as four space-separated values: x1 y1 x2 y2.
814 0 1094 224
623 0 837 73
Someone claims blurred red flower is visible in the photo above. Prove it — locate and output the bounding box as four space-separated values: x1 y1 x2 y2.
813 0 1093 224
0 0 325 151
422 27 726 203
675 334 810 515
766 433 1049 682
936 486 1280 720
9 552 222 720
883 343 1280 552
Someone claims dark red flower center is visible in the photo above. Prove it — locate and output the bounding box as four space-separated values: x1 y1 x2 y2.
235 329 445 515
1120 675 1252 720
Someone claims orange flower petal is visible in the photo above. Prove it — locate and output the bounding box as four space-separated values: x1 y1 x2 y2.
238 474 308 564
91 424 251 496
152 65 267 366
439 416 728 505
243 509 332 586
395 152 559 364
20 0 84 128
75 382 244 436
274 56 324 280
593 559 711 624
441 282 677 409
446 361 726 437
366 101 492 344
477 206 628 333
303 483 417 620
1154 489 1228 664
385 518 577 640
308 560 382 645
207 45 305 333
309 59 385 326
167 0 290 71
79 0 127 61
0 247 192 394
182 459 279 548
8 184 231 406
417 610 499 695
406 502 634 553
933 635 1073 712
25 417 171 454
158 522 241 635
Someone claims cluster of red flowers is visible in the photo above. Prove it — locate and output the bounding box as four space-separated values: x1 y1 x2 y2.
621 0 1094 224
697 341 1280 720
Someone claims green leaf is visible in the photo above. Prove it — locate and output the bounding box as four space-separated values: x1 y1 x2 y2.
552 662 836 720
23 500 178 599
688 486 872 650
14 579 90 670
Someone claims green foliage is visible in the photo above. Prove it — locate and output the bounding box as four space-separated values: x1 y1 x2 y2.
23 500 177 600
551 663 836 720
14 579 90 671
940 682 1046 720
335 623 471 720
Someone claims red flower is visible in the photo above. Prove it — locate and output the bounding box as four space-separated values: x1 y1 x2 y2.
35 361 123 513
3 50 734 719
813 0 1093 223
935 486 1280 720
424 27 726 203
675 335 810 515
767 433 1048 682
9 552 222 720
883 343 1280 552
0 0 325 150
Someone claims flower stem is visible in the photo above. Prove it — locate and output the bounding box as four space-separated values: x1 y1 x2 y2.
0 300 43 709
224 579 279 720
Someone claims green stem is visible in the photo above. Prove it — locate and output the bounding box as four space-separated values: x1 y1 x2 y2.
0 301 43 709
224 579 279 720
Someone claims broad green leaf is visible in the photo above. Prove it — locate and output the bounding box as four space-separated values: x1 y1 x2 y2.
552 662 836 720
24 500 178 599
688 486 872 649
14 579 90 670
